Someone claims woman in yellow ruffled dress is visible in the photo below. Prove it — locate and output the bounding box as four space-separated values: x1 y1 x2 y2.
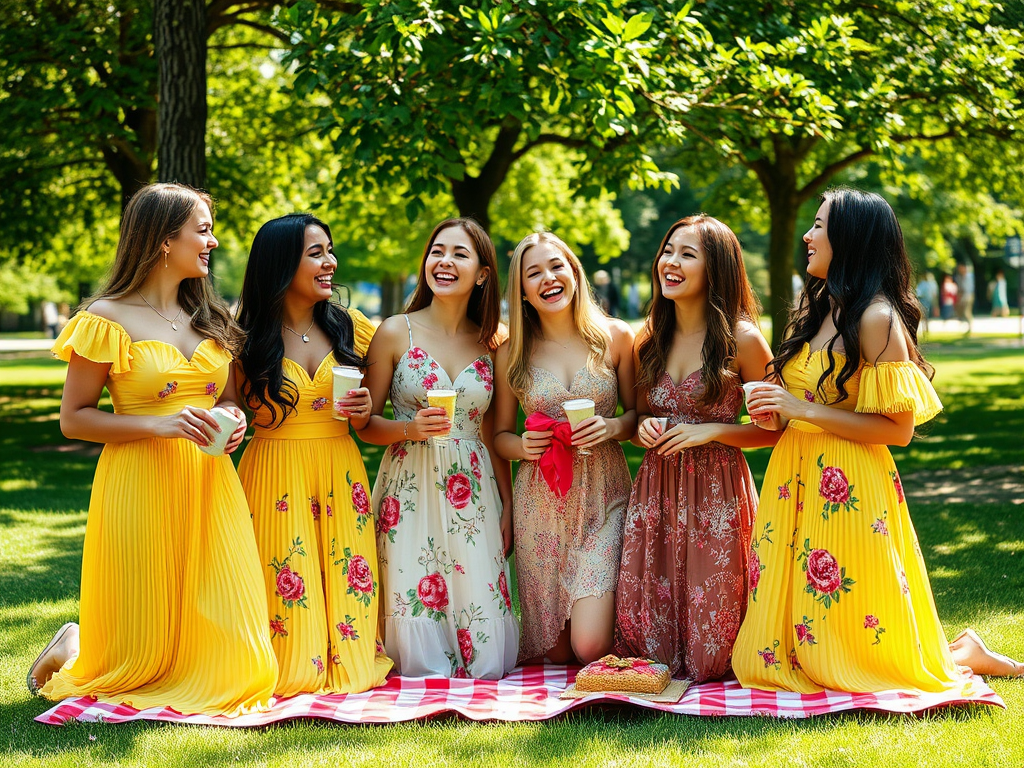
29 183 278 716
235 214 392 695
733 188 970 695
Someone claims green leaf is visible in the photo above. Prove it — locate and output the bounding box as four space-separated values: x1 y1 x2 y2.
622 13 651 42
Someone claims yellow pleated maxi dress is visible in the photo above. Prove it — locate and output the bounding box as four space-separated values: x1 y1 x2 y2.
42 312 278 716
733 344 972 694
237 309 392 696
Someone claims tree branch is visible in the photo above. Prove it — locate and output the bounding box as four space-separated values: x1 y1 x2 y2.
509 132 587 163
797 147 875 201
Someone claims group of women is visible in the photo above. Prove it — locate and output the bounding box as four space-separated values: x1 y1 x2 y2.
26 182 1018 719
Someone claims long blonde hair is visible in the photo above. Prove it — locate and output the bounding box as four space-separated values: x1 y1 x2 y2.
506 232 610 398
84 183 242 354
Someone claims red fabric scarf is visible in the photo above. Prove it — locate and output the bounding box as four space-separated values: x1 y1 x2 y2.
524 412 574 498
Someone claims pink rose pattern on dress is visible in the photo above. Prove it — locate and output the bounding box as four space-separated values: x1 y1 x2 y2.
864 614 886 644
157 381 178 399
891 470 905 503
778 479 792 500
269 537 309 608
795 616 817 645
270 615 288 638
446 473 472 509
311 396 328 411
348 471 372 533
758 640 782 670
205 382 218 399
310 496 321 521
405 572 449 620
275 494 289 513
816 454 860 519
336 546 376 608
472 358 493 392
337 616 359 641
798 539 855 608
377 495 401 540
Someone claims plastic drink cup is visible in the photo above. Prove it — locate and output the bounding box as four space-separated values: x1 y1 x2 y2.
562 398 596 455
332 366 364 422
742 381 770 422
198 407 243 457
427 389 458 441
655 417 669 434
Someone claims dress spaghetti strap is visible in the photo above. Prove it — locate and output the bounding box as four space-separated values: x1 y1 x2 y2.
403 314 414 349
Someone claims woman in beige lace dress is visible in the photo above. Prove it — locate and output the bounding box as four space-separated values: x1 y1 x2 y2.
494 233 636 665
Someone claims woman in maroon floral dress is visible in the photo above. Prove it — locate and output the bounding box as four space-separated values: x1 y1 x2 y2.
614 215 778 681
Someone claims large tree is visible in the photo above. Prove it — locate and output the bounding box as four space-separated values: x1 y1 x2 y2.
278 0 699 233
644 0 1023 345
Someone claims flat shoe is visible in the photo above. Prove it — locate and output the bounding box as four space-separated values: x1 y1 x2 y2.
27 622 75 696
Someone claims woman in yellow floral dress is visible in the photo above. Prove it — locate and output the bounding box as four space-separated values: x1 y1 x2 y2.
733 188 971 695
235 214 392 695
30 183 278 716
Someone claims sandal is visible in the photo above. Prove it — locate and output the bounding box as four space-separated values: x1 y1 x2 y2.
26 622 76 696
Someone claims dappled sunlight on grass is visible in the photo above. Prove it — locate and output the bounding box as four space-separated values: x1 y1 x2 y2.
1 346 1022 767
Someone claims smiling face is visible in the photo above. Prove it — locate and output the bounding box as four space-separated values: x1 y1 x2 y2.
286 224 337 307
165 200 217 278
657 225 707 301
424 225 487 299
803 200 833 280
521 241 578 316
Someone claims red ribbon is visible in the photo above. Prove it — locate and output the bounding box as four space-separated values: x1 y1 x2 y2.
524 412 574 498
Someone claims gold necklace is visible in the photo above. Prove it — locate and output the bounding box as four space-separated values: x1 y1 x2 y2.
138 290 184 331
283 319 315 343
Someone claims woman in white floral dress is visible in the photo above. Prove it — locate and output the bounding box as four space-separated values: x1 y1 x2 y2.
362 218 520 679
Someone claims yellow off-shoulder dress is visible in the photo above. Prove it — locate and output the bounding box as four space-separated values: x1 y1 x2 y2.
237 309 392 696
733 345 970 694
42 312 278 716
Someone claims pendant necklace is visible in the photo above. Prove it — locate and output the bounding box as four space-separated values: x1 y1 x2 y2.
138 290 184 331
284 319 315 343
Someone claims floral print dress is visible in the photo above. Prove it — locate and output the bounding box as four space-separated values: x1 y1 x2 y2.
614 371 758 682
237 309 392 696
732 344 971 694
44 312 277 716
513 364 631 662
371 315 520 679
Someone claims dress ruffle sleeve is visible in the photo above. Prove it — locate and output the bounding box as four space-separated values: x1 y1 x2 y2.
349 308 376 359
855 361 942 426
52 311 133 374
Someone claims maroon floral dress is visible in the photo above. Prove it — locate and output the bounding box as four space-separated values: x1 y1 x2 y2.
371 316 520 679
614 371 758 681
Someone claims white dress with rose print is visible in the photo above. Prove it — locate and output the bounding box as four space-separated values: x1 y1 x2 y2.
371 316 520 679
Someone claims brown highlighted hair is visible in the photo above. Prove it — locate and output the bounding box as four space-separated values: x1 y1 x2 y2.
636 215 761 405
405 217 502 351
85 182 242 354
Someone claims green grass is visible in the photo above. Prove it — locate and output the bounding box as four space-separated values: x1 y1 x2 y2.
1 346 1022 768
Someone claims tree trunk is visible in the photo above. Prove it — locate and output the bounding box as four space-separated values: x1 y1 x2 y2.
765 172 800 351
380 274 406 319
101 106 158 212
154 0 207 188
450 176 492 233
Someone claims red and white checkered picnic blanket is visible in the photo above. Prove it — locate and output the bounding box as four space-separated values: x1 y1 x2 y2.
35 665 1004 726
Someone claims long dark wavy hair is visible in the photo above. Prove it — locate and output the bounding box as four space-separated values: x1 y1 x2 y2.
636 215 761 405
405 217 502 351
236 213 365 427
770 187 930 402
85 183 243 354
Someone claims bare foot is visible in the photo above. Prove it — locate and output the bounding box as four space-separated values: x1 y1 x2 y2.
949 628 1023 678
27 622 80 694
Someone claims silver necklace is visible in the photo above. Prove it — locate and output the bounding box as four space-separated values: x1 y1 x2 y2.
138 290 184 331
283 319 315 343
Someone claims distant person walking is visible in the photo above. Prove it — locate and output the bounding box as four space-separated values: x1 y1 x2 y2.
42 300 59 339
989 269 1009 317
916 272 938 333
954 262 974 334
940 274 958 321
592 269 620 317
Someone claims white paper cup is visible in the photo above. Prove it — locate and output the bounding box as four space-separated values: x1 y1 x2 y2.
655 416 669 433
333 366 364 422
427 389 458 440
742 381 770 422
562 398 596 455
198 407 243 456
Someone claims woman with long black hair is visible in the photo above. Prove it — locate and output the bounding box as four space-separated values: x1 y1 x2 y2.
235 213 392 695
733 188 969 694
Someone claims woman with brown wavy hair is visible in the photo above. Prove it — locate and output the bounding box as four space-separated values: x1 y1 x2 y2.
614 214 778 682
27 183 278 715
360 217 519 679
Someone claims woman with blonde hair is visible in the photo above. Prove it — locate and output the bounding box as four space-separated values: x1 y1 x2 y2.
27 183 277 716
494 232 636 665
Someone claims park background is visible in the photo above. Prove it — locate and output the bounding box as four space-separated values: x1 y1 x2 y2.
1 1 1023 766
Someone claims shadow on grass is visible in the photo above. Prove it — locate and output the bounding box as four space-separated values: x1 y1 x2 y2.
0 513 84 610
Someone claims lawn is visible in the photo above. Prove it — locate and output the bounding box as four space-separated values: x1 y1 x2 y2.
0 342 1022 768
